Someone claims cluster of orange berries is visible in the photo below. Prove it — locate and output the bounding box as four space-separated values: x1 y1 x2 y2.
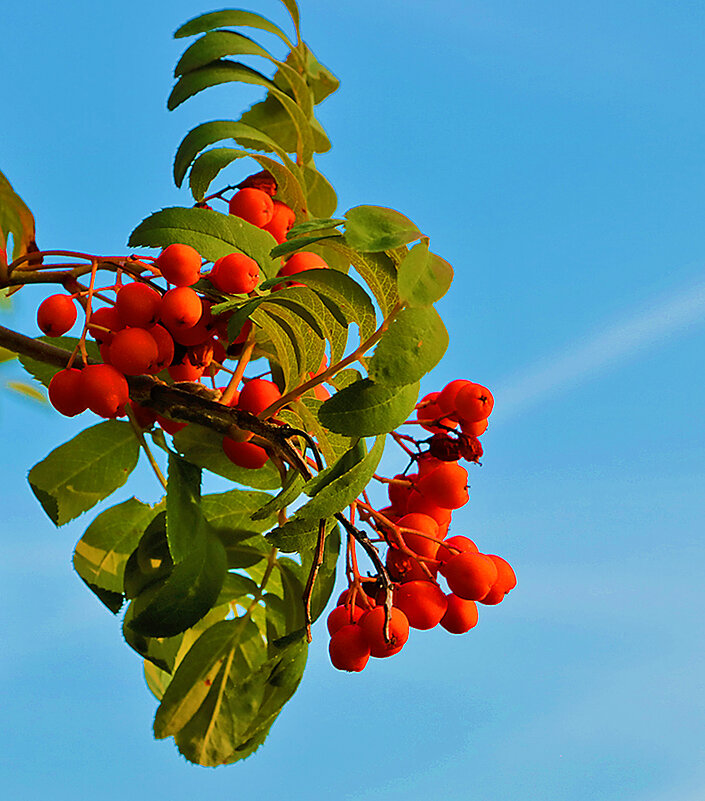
38 173 331 469
327 379 516 672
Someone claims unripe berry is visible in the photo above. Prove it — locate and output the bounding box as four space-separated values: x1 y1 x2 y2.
88 306 123 344
161 287 203 330
156 244 202 287
37 294 77 336
115 282 162 328
440 594 479 634
210 252 260 294
442 552 498 601
81 364 129 418
109 328 159 375
48 368 87 416
262 200 296 243
415 462 469 510
238 378 281 416
394 581 448 630
327 604 364 635
278 251 329 277
479 554 517 605
455 382 494 423
396 512 441 558
222 437 269 469
359 606 410 658
329 624 370 672
228 188 274 227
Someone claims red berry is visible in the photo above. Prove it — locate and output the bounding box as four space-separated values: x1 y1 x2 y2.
396 512 441 559
48 368 87 416
155 414 187 435
209 252 260 294
479 554 517 605
278 251 328 277
147 324 175 373
440 594 479 634
109 328 159 375
415 462 469 510
228 188 274 227
405 493 453 526
461 418 488 437
222 437 269 469
167 360 205 382
442 552 498 601
386 547 436 582
436 379 472 416
329 624 370 672
437 535 480 564
262 200 296 243
160 287 203 330
455 382 494 423
394 581 448 630
156 244 202 287
327 604 364 635
87 306 123 344
115 282 162 328
359 606 409 658
37 294 77 336
238 378 281 416
81 364 129 418
417 392 456 433
129 400 157 429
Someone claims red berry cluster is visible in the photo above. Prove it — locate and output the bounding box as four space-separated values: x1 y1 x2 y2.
39 172 332 468
327 379 516 672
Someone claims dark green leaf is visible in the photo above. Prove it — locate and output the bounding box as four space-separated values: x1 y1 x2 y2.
368 306 449 386
166 454 202 563
266 515 328 553
202 488 277 533
251 470 304 521
28 420 140 526
303 439 365 497
173 424 280 489
397 241 454 306
344 205 421 252
128 206 278 278
328 241 399 316
318 379 420 437
0 169 36 260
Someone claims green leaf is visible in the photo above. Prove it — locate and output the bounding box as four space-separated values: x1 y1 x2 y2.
0 169 36 260
128 206 278 278
270 232 342 259
302 47 340 105
166 454 203 563
330 368 362 390
303 439 365 497
328 241 399 317
266 515 330 553
318 379 420 437
302 165 338 217
18 336 101 388
251 306 299 390
368 306 449 386
175 9 296 51
238 94 330 156
73 498 157 597
0 346 16 363
173 424 280 489
398 241 454 306
264 302 325 378
286 218 344 239
202 488 277 533
292 397 353 465
344 205 421 252
28 420 140 526
128 525 227 639
251 470 304 521
215 572 260 606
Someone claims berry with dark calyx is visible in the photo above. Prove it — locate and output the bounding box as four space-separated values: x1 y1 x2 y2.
479 554 517 605
48 368 87 416
167 359 205 382
146 324 175 373
327 604 364 635
415 461 469 510
386 547 437 582
396 512 441 558
394 581 448 630
209 252 260 294
329 624 370 672
115 282 162 328
81 364 129 418
156 244 202 287
37 294 77 336
262 200 296 243
108 327 159 375
88 306 123 344
228 188 274 227
160 287 203 331
237 169 277 196
278 251 329 277
222 437 269 469
455 382 494 423
359 606 410 658
440 594 479 634
442 552 498 601
238 378 281 417
436 379 472 416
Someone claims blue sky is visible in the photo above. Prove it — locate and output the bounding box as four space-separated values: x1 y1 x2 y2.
1 1 705 799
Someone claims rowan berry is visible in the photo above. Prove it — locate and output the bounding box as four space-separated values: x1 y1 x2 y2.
387 474 413 511
160 287 203 330
415 461 469 509
479 554 517 605
167 360 205 382
329 624 370 672
209 252 260 294
155 414 187 435
238 378 281 416
81 364 129 418
455 382 494 423
37 294 77 336
146 324 175 373
442 552 498 601
88 306 123 344
222 437 269 469
170 317 212 347
156 244 202 287
327 604 365 635
278 251 329 277
440 594 479 634
396 512 441 559
360 606 410 658
394 581 448 630
109 328 159 375
461 418 488 437
436 379 472 416
417 392 456 433
337 587 376 609
48 368 87 417
115 282 162 328
228 188 274 227
262 200 296 243
129 400 157 429
437 535 479 564
386 547 436 582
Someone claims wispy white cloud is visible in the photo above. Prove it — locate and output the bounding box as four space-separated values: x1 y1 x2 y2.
493 278 705 422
